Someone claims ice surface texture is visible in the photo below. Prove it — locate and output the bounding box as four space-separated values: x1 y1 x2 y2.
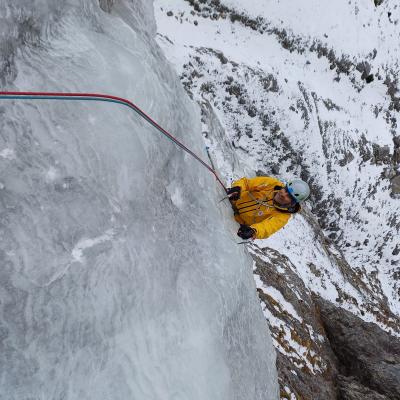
0 1 279 399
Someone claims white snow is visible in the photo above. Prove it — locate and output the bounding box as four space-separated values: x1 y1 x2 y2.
261 302 325 374
254 273 302 323
71 229 116 263
154 0 400 326
0 148 15 159
45 166 59 182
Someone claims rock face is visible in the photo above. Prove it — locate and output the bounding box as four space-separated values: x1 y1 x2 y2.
250 242 400 399
251 246 339 399
392 175 400 195
316 298 400 400
337 375 390 400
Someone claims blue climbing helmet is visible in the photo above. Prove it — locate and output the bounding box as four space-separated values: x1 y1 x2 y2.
285 179 310 203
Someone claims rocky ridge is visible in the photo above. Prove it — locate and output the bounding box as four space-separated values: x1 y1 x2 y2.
251 243 400 399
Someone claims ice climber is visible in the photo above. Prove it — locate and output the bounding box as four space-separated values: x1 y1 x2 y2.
227 176 310 240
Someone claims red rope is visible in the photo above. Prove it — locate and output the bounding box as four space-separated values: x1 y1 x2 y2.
0 91 227 192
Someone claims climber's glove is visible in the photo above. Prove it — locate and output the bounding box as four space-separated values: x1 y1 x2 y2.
237 224 256 240
227 186 241 201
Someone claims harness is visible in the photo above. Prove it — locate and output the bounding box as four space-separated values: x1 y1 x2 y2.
232 185 299 222
248 190 275 208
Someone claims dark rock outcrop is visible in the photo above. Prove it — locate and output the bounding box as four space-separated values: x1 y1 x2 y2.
337 375 390 400
392 175 400 195
393 136 400 164
316 298 400 400
251 246 339 399
372 143 392 165
249 241 400 399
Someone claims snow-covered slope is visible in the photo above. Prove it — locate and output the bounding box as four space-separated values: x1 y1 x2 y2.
0 1 279 399
155 0 400 326
155 1 400 396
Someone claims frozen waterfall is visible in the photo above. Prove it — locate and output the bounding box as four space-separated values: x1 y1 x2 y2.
0 1 279 399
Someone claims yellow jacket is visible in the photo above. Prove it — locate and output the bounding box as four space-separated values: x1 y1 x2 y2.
231 176 300 239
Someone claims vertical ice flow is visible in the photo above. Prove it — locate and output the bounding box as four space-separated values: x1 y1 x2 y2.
0 1 279 399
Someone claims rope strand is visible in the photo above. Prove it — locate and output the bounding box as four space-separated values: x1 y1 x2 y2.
0 91 228 192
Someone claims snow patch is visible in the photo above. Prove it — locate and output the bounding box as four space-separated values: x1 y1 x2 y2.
254 273 302 323
45 167 59 182
0 148 15 159
166 181 185 208
72 229 115 263
262 303 325 374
